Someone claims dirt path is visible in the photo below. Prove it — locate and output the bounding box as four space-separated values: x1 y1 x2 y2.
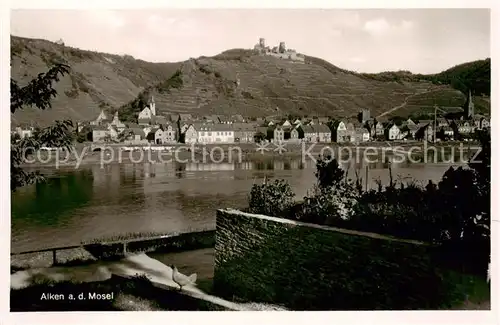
376 87 443 118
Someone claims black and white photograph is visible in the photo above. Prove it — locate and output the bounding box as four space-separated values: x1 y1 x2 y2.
5 2 496 322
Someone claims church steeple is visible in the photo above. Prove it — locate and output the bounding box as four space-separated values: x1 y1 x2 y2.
149 96 156 116
464 89 474 119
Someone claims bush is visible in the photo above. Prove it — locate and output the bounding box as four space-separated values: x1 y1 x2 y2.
156 70 183 93
245 131 491 275
248 179 294 217
299 184 358 225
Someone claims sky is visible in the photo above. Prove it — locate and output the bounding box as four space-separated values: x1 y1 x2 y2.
10 8 490 74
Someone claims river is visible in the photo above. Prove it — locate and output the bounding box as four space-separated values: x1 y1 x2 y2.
11 158 462 253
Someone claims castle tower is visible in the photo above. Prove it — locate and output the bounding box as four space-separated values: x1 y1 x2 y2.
361 109 371 123
464 89 474 119
149 96 156 116
279 42 286 53
259 38 266 48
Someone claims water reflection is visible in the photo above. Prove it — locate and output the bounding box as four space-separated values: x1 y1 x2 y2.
11 157 460 252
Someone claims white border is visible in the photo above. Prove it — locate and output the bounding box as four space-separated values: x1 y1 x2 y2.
2 1 498 325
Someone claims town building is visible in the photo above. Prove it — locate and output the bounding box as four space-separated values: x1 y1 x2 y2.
385 124 401 141
297 125 317 143
314 124 332 143
331 120 349 143
90 110 111 126
92 125 109 143
289 127 300 142
195 123 235 143
450 120 474 135
355 127 370 142
272 125 285 143
110 112 127 132
14 125 35 139
233 123 257 143
184 124 198 144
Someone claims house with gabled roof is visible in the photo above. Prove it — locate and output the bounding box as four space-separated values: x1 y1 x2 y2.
289 126 300 142
146 127 164 144
374 120 385 138
271 125 285 142
313 124 331 143
138 106 153 121
183 124 198 144
90 110 111 126
355 127 370 142
297 125 317 142
414 122 434 141
162 123 177 143
110 112 126 131
385 123 401 141
331 120 349 143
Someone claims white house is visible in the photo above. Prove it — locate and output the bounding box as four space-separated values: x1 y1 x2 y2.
108 125 119 140
386 124 401 141
147 128 164 144
180 122 190 134
15 126 34 139
111 112 126 131
143 126 153 137
282 120 292 127
92 125 109 142
138 107 153 121
184 124 198 144
197 123 235 143
162 123 177 143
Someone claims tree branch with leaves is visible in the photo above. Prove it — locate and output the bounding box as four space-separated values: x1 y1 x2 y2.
11 63 75 191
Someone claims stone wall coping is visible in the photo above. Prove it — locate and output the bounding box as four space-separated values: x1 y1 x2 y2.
217 208 428 246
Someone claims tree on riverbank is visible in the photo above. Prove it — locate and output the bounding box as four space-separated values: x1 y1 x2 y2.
11 63 75 191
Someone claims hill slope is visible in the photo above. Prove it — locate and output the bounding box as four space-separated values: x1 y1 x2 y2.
10 36 490 126
10 36 180 126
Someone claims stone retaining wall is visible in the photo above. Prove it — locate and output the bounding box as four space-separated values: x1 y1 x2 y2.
213 208 452 310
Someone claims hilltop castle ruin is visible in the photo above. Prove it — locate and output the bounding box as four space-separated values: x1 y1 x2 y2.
253 38 305 63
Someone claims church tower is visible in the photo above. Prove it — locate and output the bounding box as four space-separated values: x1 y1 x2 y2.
149 96 156 116
464 89 474 119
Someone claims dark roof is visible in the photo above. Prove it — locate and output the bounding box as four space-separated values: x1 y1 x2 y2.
300 125 315 133
138 118 151 124
312 124 331 133
129 128 144 137
92 125 108 131
153 116 168 124
232 123 257 132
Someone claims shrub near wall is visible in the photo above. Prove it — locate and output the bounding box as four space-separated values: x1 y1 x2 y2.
214 209 452 310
